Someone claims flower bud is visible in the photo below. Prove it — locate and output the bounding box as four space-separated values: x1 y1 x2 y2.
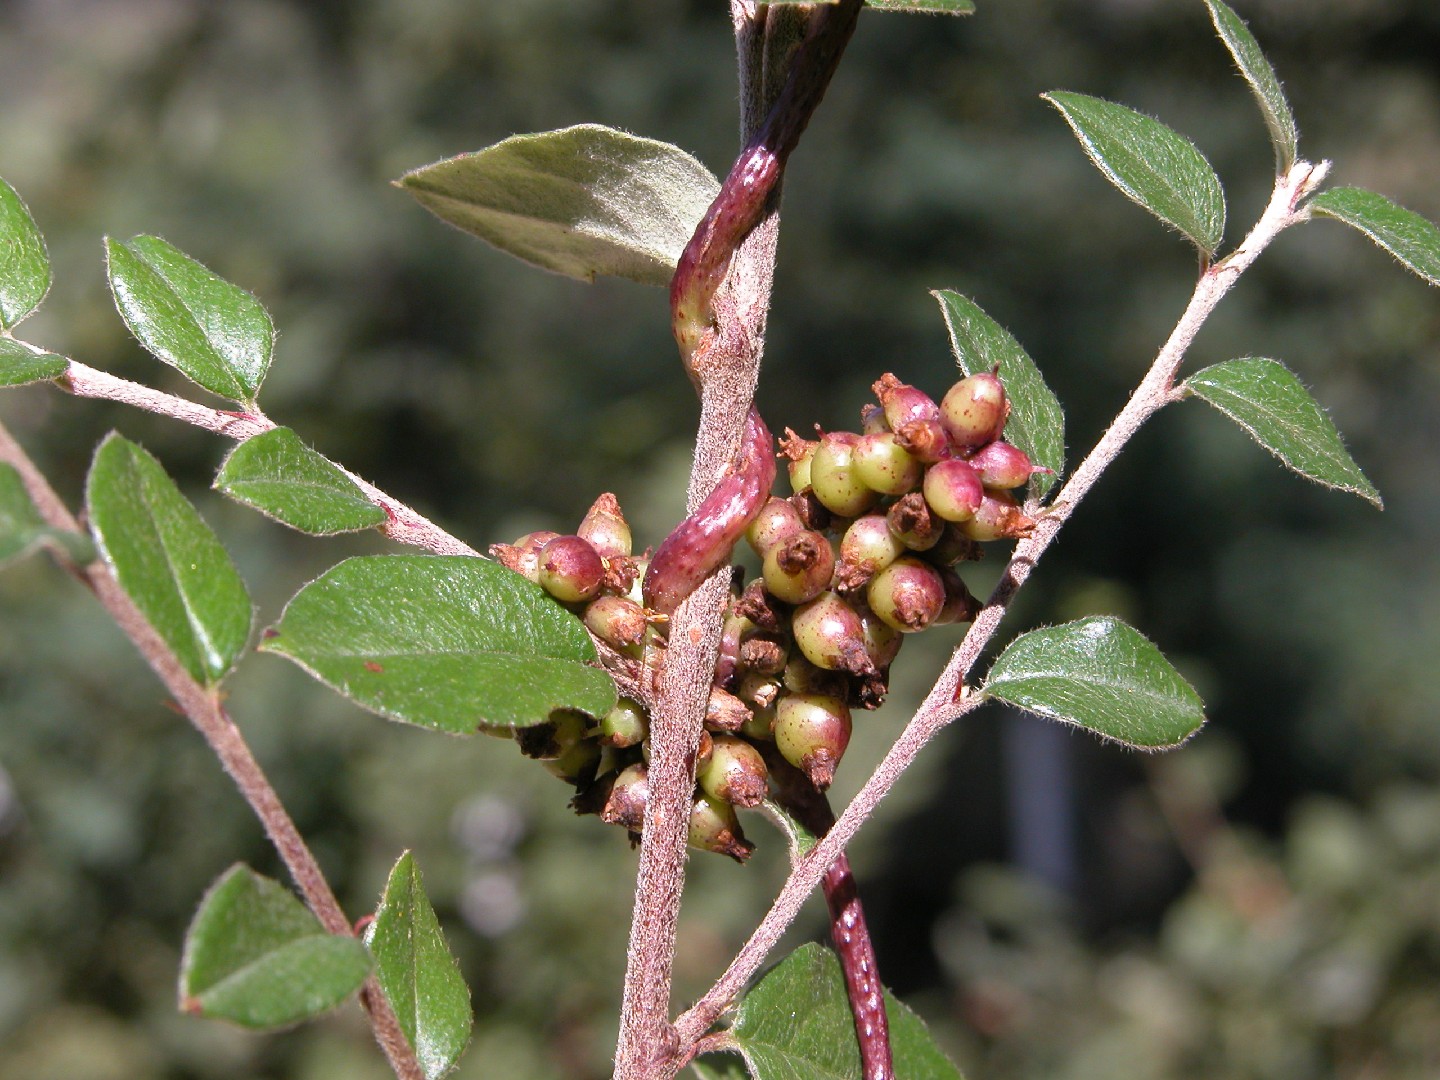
967 440 1036 491
922 459 984 522
775 692 852 790
867 556 947 633
852 432 923 495
698 735 769 808
791 591 874 675
688 793 754 861
577 493 632 558
940 371 1008 449
762 529 836 605
809 433 879 518
537 535 605 603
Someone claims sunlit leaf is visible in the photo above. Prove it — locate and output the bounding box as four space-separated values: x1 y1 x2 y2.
366 853 472 1079
1043 91 1226 255
86 434 252 685
985 616 1204 749
932 290 1064 499
0 177 50 329
724 943 964 1079
215 427 387 535
398 125 720 287
1310 187 1440 288
0 337 66 387
180 864 371 1030
1204 0 1298 171
1184 357 1380 507
261 555 616 733
105 235 274 404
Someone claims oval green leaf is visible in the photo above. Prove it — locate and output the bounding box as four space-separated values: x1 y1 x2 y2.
105 235 274 404
1205 0 1298 172
86 434 253 685
260 555 616 733
932 289 1065 499
215 427 387 535
0 178 50 330
397 124 721 287
365 853 472 1079
0 463 94 567
0 337 67 386
180 864 372 1030
1309 187 1440 289
984 616 1205 749
1043 91 1226 256
1184 357 1380 507
720 943 964 1080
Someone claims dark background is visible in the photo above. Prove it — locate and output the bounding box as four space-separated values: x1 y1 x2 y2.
2 1 1439 1077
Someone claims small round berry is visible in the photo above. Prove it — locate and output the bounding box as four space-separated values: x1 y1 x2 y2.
781 430 819 494
893 418 951 464
792 591 874 674
706 686 753 733
867 556 947 633
852 432 923 495
543 736 601 782
584 594 648 649
578 493 632 558
740 702 776 742
738 635 789 676
857 605 902 668
746 496 805 556
837 514 907 592
960 490 1035 541
601 763 649 831
860 403 890 435
762 529 836 605
782 654 849 699
886 493 944 551
775 692 853 790
698 735 769 808
874 373 942 432
809 433 879 518
597 698 648 748
940 372 1008 450
517 709 589 760
537 535 605 602
967 440 1035 491
922 459 984 523
688 793 754 862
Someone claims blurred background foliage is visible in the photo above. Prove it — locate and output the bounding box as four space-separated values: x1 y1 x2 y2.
1 0 1438 1077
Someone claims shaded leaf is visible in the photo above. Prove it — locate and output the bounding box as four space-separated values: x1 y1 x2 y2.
0 177 50 329
180 864 371 1030
1043 91 1226 255
398 125 720 287
985 616 1204 749
1205 0 1298 172
0 464 94 567
1184 357 1380 507
366 853 472 1079
86 434 252 685
757 798 820 862
725 943 964 1080
0 337 66 387
215 427 387 535
1310 187 1440 288
105 235 274 404
933 290 1064 499
692 1056 750 1080
261 555 616 733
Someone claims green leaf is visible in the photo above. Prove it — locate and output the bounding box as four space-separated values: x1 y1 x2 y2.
180 864 372 1030
215 427 387 535
757 799 820 862
86 434 252 685
1183 357 1381 507
1204 0 1298 172
1043 91 1226 256
691 1056 750 1080
0 464 94 567
260 555 616 733
397 124 720 287
932 290 1064 499
0 337 66 387
725 943 964 1080
984 616 1204 749
1309 187 1440 288
365 853 472 1079
105 235 274 404
0 178 50 329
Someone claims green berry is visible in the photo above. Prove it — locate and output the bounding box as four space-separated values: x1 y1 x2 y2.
886 492 944 551
762 529 836 605
688 793 754 861
537 534 605 602
601 763 649 832
578 493 632 558
774 692 852 790
746 496 805 556
852 432 923 495
584 594 648 648
866 556 946 633
698 735 769 807
837 514 906 592
597 698 648 748
809 433 879 517
940 372 1008 450
792 591 874 674
959 489 1034 541
968 439 1036 490
922 459 984 522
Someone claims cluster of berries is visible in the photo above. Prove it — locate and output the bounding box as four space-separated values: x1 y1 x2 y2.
490 371 1038 861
